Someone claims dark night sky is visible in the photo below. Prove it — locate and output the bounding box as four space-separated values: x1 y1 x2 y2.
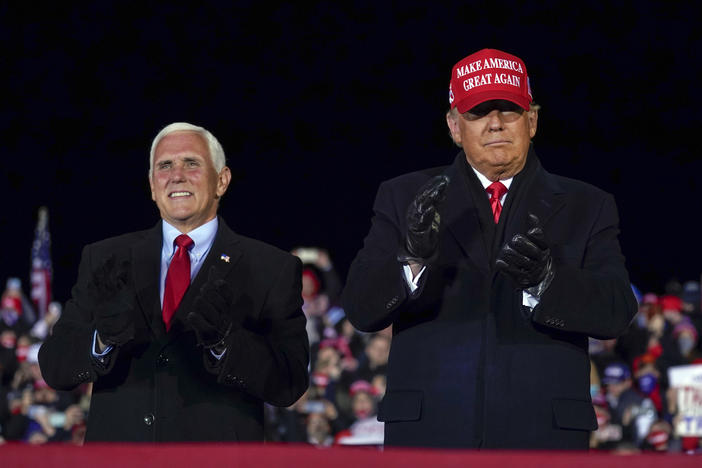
2 1 700 304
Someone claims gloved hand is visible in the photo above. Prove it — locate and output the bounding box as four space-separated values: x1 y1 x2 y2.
495 213 554 297
398 175 450 263
186 267 235 349
88 255 136 347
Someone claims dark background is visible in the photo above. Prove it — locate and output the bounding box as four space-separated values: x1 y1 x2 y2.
2 1 700 304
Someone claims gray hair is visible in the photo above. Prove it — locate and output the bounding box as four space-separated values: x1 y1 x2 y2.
446 107 461 147
149 122 226 177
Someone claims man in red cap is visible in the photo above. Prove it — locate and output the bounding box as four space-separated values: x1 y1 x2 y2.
342 48 637 449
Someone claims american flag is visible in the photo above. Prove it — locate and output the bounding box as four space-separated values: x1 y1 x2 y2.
30 206 52 319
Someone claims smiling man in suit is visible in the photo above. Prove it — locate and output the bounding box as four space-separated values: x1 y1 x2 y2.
39 122 309 442
342 49 637 449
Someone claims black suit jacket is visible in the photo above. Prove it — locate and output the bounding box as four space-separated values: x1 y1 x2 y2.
342 148 636 449
39 217 309 442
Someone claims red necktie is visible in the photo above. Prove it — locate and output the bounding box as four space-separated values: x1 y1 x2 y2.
162 234 194 331
486 181 508 224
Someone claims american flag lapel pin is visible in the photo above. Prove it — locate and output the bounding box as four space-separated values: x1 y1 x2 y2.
220 254 230 263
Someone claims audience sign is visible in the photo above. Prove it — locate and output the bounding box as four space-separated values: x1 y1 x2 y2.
668 364 702 437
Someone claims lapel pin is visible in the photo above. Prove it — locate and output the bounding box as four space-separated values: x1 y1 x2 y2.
220 254 230 263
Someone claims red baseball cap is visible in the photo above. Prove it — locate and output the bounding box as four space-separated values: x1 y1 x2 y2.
449 48 532 113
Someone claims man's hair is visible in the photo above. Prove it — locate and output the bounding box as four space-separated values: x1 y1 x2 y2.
149 122 226 177
446 107 461 147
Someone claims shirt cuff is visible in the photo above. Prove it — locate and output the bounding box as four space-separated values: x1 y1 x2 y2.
402 264 426 293
210 348 227 360
522 290 540 309
92 330 113 360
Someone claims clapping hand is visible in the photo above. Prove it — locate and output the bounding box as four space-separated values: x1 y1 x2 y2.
88 255 136 347
398 175 450 263
186 267 235 349
495 213 554 297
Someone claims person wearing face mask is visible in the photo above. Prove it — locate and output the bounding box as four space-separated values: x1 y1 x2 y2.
632 352 663 413
672 320 701 364
601 362 656 448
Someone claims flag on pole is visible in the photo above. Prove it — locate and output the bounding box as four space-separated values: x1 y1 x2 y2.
30 206 52 319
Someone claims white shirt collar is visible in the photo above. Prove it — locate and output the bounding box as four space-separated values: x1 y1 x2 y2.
471 166 514 191
161 217 219 261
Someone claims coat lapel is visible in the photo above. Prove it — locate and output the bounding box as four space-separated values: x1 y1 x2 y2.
503 150 567 245
443 155 491 274
131 222 164 339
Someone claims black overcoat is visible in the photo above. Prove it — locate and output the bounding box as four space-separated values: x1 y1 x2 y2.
39 218 309 442
342 148 636 449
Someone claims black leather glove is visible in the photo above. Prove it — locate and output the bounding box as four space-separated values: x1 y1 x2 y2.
495 213 554 297
186 267 235 349
397 175 450 263
88 255 136 347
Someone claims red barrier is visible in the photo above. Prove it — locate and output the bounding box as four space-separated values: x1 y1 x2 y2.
1 443 700 468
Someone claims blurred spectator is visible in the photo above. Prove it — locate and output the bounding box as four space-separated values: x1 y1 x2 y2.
672 320 701 364
632 352 664 413
335 380 383 446
370 374 387 399
664 278 683 297
590 401 623 449
1 278 37 334
1 338 88 445
306 411 333 446
661 295 685 327
681 281 701 315
589 338 620 378
0 329 19 387
311 344 342 404
602 362 656 447
292 247 342 348
335 318 365 359
291 247 342 303
681 281 702 354
642 419 673 452
29 301 61 341
353 333 390 383
268 395 307 442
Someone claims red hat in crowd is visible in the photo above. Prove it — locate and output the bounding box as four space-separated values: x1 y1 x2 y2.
660 295 682 312
449 48 533 113
633 352 657 373
319 337 353 360
301 268 321 299
350 380 376 397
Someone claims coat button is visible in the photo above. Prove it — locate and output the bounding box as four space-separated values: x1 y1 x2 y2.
156 354 169 367
143 413 155 426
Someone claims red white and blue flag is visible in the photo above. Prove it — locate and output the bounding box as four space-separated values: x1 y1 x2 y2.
30 206 52 319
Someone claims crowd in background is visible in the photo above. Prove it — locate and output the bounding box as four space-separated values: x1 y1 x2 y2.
1 247 701 453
